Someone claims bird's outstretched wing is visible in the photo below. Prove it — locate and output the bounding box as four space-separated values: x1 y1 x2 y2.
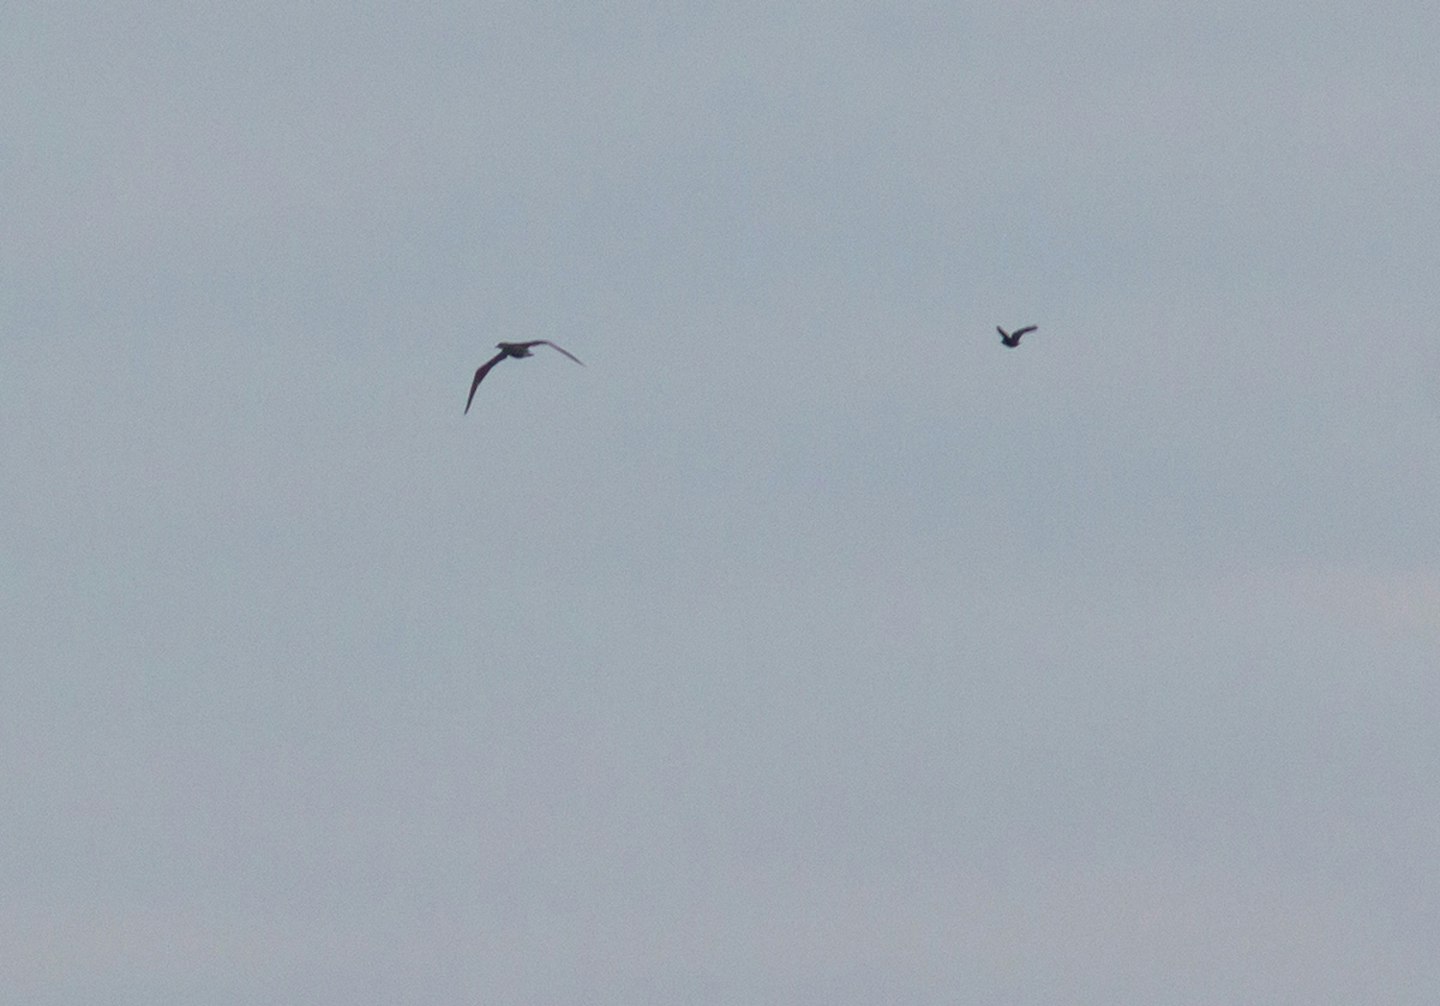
1011 325 1037 339
533 340 584 366
464 351 507 414
996 326 1010 339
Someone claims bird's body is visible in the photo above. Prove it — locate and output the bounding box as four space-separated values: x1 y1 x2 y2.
464 340 584 413
997 325 1037 348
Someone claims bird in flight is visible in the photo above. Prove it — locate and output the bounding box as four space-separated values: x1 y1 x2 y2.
997 325 1037 348
464 340 584 414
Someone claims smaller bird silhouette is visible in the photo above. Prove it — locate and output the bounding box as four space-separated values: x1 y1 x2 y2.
997 325 1037 348
465 340 584 414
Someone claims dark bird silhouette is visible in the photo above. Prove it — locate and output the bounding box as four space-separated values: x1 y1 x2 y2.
997 325 1037 348
464 340 584 414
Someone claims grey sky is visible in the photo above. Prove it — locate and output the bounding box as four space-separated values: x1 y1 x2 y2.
4 2 1439 1003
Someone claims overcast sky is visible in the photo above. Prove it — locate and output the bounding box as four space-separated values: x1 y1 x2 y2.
4 3 1440 1003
